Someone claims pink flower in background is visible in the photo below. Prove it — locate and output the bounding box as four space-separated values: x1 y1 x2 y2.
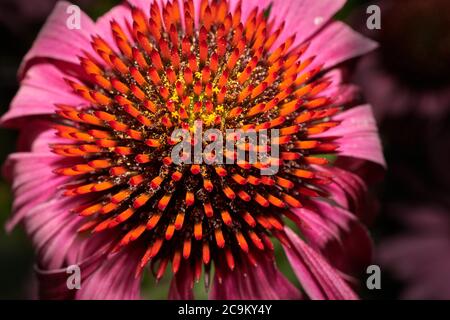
1 0 384 300
378 205 450 300
352 0 450 120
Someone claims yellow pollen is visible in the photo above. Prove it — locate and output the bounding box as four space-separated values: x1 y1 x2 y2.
202 113 217 126
171 111 180 119
170 93 180 102
216 105 224 113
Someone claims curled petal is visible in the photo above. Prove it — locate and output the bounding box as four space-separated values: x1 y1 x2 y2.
1 64 86 127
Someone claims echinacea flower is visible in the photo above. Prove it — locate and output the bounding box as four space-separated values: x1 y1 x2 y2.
1 0 385 300
352 0 450 120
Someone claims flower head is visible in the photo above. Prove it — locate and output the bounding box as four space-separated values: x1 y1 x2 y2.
2 0 384 300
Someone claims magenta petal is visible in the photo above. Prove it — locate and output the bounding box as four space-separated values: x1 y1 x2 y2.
292 200 373 277
289 199 363 255
168 263 195 300
24 192 113 269
283 227 358 300
19 1 97 76
317 165 377 223
75 247 143 300
4 147 109 269
319 166 366 211
210 252 302 300
4 153 69 233
32 207 119 297
269 0 346 50
23 190 116 269
28 200 83 268
290 206 343 249
309 199 354 233
0 64 86 127
307 21 378 70
35 232 130 300
313 104 386 167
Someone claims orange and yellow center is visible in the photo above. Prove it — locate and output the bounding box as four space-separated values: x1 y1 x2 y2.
51 0 341 283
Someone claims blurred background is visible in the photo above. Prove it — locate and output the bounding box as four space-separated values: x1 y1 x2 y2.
0 0 449 299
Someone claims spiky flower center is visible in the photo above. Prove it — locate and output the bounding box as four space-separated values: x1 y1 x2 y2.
53 0 340 283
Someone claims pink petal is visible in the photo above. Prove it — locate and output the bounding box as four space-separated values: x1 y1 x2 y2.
36 251 105 300
23 186 113 270
22 184 116 270
290 206 343 249
4 132 112 269
306 21 378 69
289 199 364 262
334 157 385 188
288 204 372 280
75 247 143 300
309 199 354 232
35 237 137 300
28 199 83 268
30 200 118 298
210 252 302 300
317 165 377 223
4 152 70 232
19 1 97 77
0 63 86 127
269 0 346 50
313 104 386 167
283 227 358 300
